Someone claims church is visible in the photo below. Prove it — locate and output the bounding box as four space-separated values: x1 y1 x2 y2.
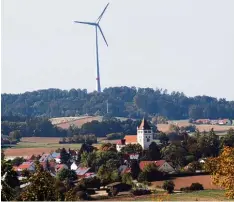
116 118 153 151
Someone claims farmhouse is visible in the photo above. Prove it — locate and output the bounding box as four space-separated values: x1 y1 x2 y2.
116 118 153 151
14 162 35 172
139 160 175 173
75 166 91 178
71 162 79 170
195 119 210 124
39 154 53 162
218 119 232 125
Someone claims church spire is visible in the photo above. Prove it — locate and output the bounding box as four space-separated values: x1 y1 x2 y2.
138 118 151 130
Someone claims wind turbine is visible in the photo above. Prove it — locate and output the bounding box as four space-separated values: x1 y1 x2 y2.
74 3 109 93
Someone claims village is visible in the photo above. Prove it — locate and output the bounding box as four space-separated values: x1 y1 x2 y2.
7 117 231 200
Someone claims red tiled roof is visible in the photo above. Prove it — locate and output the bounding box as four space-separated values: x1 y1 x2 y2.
124 135 137 143
17 162 33 170
139 160 166 170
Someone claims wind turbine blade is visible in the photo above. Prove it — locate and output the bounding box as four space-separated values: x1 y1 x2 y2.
74 21 96 26
98 25 108 47
96 3 109 23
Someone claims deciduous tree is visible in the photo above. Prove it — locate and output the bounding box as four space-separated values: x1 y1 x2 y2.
205 146 234 199
20 161 57 201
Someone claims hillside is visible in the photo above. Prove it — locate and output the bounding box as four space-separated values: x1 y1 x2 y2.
2 87 234 120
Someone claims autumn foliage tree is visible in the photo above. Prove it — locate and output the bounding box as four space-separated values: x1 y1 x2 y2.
205 146 234 199
20 161 58 201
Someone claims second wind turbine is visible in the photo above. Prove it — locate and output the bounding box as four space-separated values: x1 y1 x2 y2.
74 3 109 93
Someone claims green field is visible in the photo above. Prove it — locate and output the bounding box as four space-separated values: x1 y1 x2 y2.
8 142 83 149
134 190 229 201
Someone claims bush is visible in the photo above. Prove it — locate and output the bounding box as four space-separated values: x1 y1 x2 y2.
112 187 119 196
137 172 147 182
180 183 204 192
131 189 151 196
11 157 25 166
76 191 88 200
190 183 204 191
162 180 175 194
56 168 77 181
121 173 133 185
80 177 101 189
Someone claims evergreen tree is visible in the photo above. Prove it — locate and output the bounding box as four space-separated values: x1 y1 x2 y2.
60 148 70 166
130 160 140 179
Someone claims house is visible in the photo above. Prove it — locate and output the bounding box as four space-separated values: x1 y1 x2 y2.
139 160 175 173
39 154 53 163
75 167 91 178
15 162 35 172
210 120 219 125
51 152 60 158
116 118 153 150
218 119 232 125
51 152 61 163
129 153 139 160
55 164 68 172
195 119 210 124
40 161 56 172
68 149 77 157
118 165 131 174
84 172 96 178
55 156 61 164
116 139 126 152
71 162 79 170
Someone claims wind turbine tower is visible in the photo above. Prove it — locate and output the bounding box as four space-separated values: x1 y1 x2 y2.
74 3 109 93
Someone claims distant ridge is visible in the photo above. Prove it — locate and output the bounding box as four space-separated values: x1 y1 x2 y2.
2 87 234 120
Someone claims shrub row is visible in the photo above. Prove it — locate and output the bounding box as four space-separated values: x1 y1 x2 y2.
180 183 204 192
131 189 151 196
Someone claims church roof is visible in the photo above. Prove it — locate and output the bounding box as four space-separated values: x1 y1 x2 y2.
124 135 137 143
138 118 151 130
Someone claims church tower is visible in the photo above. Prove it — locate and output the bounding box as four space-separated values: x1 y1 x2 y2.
137 118 153 150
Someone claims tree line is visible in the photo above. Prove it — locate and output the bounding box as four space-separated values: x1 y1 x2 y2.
1 117 156 139
2 87 234 119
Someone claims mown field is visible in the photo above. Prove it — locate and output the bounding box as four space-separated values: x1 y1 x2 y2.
3 137 104 157
107 190 228 201
139 190 228 201
56 116 103 129
157 120 234 134
53 116 136 129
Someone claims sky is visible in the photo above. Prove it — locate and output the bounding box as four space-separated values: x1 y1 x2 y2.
2 0 234 100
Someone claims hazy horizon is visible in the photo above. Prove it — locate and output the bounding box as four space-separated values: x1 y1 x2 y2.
2 0 234 100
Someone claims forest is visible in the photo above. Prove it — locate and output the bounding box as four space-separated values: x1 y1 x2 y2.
1 86 234 119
